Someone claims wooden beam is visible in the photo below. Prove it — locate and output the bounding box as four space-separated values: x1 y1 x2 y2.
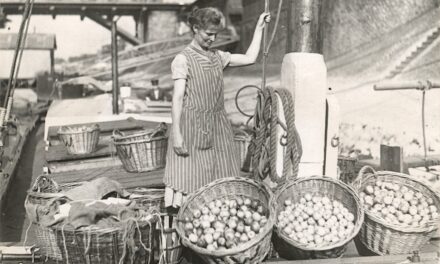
86 13 142 45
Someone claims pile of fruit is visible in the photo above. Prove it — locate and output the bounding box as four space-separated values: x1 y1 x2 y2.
182 197 269 251
360 181 439 226
277 193 356 248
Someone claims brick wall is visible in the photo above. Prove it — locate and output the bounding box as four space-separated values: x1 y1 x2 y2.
240 0 439 62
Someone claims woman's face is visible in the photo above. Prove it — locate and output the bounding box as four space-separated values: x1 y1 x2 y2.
194 25 221 50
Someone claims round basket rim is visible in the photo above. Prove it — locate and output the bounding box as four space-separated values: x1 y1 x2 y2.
272 175 365 252
176 176 275 257
112 128 165 140
113 135 168 146
356 170 440 233
57 125 100 135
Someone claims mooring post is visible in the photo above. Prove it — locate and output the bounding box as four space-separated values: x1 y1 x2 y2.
281 0 332 177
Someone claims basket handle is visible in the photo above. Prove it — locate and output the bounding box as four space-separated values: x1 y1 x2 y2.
31 175 59 192
352 165 377 190
149 122 168 138
112 129 125 138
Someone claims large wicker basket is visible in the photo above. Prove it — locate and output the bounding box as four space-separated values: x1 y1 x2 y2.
58 124 100 154
353 166 440 255
176 177 275 264
272 176 364 260
24 175 83 260
233 129 253 173
112 123 168 173
52 214 157 264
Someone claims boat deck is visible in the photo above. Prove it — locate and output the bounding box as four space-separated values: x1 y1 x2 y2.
0 119 439 263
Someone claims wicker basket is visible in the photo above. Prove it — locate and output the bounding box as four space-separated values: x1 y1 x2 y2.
112 123 168 173
58 124 100 155
24 175 83 260
52 216 157 264
176 177 275 264
272 176 364 260
337 156 358 184
353 166 440 255
234 129 253 172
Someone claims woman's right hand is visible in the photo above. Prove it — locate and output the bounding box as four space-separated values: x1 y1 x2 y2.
173 131 189 156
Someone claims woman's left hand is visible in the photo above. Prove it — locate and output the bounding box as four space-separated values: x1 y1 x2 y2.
256 12 271 30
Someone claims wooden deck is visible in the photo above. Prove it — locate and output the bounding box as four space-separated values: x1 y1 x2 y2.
0 115 40 202
0 241 438 264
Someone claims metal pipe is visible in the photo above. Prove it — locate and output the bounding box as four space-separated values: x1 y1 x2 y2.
111 16 119 114
374 80 440 91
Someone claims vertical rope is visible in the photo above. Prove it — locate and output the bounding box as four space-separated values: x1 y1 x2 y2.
421 89 428 171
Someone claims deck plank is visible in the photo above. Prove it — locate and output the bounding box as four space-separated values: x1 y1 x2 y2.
45 142 116 162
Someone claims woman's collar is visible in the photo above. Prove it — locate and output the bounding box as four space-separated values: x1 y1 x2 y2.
190 40 213 56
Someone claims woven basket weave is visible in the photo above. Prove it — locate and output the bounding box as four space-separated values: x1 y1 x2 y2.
53 216 156 264
234 129 253 173
353 166 440 255
113 123 168 173
272 176 364 260
24 175 83 260
58 124 100 154
176 177 275 264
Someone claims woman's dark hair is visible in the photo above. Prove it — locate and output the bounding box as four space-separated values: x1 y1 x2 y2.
187 7 226 33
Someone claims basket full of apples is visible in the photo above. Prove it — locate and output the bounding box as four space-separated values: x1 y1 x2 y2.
353 166 440 255
176 177 275 264
272 176 364 260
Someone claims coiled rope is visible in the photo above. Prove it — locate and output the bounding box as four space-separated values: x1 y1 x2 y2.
235 0 302 186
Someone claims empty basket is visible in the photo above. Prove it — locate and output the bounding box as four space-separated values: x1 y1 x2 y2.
58 124 100 154
113 123 168 173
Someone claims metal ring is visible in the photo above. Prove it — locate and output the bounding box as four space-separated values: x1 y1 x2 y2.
331 136 339 147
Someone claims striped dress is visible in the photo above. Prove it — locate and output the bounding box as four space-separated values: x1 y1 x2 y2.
164 44 240 207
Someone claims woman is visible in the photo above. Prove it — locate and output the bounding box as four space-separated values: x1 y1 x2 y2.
164 7 270 208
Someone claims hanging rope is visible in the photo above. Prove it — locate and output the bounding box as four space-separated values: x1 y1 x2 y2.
235 0 302 186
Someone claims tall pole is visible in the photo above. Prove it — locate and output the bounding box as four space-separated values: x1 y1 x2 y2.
280 0 335 177
111 17 119 115
286 0 323 53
